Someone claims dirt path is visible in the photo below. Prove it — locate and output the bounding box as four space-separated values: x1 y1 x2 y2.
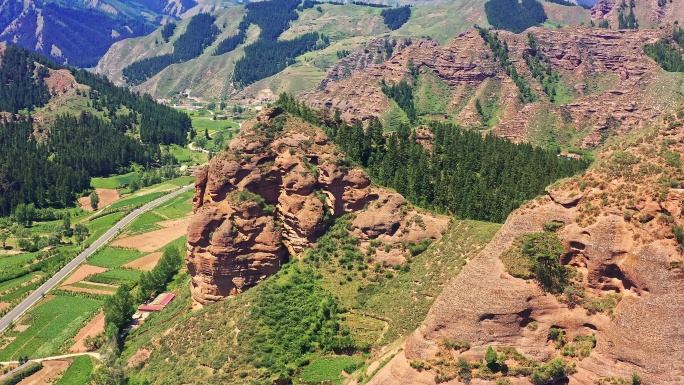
60 285 115 295
69 312 105 353
78 189 120 212
123 252 163 271
60 265 107 286
111 217 190 252
17 359 70 385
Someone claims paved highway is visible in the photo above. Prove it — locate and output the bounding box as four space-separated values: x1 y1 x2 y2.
0 184 195 334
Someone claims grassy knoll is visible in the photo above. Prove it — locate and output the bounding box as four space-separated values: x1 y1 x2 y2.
87 247 145 269
0 296 101 360
55 355 95 385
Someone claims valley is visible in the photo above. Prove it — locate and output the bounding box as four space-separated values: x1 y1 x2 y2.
0 0 683 383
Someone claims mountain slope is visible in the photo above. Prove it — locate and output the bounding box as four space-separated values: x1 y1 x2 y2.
95 0 591 101
367 98 684 385
0 0 237 67
308 25 681 150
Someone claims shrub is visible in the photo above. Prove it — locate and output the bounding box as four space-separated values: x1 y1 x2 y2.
530 358 576 385
440 339 470 352
520 233 569 293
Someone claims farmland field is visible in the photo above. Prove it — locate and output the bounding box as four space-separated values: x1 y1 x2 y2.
85 268 142 286
149 190 193 220
125 211 165 236
90 172 139 189
87 247 145 269
55 355 94 385
0 296 101 360
86 212 126 240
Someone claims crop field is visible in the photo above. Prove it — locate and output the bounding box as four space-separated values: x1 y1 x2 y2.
67 281 117 294
151 190 193 220
300 356 364 385
0 296 101 360
0 252 39 270
90 172 139 189
55 355 94 385
86 212 126 240
125 211 165 236
108 192 167 211
340 313 386 348
87 247 145 269
85 268 142 286
0 273 41 295
168 144 207 165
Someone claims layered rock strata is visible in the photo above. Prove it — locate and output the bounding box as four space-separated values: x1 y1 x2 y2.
187 108 449 303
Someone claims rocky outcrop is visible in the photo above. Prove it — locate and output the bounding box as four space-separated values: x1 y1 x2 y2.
306 26 671 147
187 108 449 304
368 112 684 384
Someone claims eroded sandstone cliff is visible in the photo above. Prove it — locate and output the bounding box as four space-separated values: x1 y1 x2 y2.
307 26 675 149
368 107 684 384
187 108 449 304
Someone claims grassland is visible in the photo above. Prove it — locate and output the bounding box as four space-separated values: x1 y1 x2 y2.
55 355 95 385
0 296 101 360
190 116 239 133
415 69 453 118
87 247 145 269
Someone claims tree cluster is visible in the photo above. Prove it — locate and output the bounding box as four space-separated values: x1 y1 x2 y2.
137 245 184 303
104 284 135 338
213 0 330 86
123 13 220 85
380 6 411 30
484 0 548 34
524 34 562 102
479 28 535 103
644 39 684 72
277 93 589 223
618 0 638 29
160 22 176 43
380 79 417 123
0 45 50 113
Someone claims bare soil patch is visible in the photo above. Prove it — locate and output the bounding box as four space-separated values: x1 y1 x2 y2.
111 217 190 252
0 302 10 311
61 265 107 286
69 312 105 353
78 188 120 211
17 359 71 385
123 252 163 271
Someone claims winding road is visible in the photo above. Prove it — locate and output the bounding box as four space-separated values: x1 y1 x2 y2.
0 184 195 335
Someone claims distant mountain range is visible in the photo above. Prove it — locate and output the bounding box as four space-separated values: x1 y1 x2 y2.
0 0 236 67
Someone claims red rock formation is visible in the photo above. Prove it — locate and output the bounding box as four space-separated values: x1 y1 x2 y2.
306 26 670 148
368 112 684 385
187 108 449 304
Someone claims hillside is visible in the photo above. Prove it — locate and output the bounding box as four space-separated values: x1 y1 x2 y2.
0 0 239 68
308 25 683 150
367 92 684 385
592 0 684 29
0 45 191 217
95 0 591 101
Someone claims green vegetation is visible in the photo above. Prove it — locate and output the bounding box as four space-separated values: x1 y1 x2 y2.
530 358 576 385
484 0 547 33
479 28 535 103
137 245 185 303
123 13 221 85
152 191 194 219
104 285 135 338
617 0 638 29
414 69 453 118
86 269 142 286
0 45 50 113
0 296 101 360
108 192 167 211
0 362 42 385
381 79 417 123
300 356 364 385
125 211 165 235
90 172 139 189
55 355 95 385
380 6 411 30
525 34 563 103
278 94 589 223
88 247 145 269
644 39 684 72
520 232 569 293
87 213 125 240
